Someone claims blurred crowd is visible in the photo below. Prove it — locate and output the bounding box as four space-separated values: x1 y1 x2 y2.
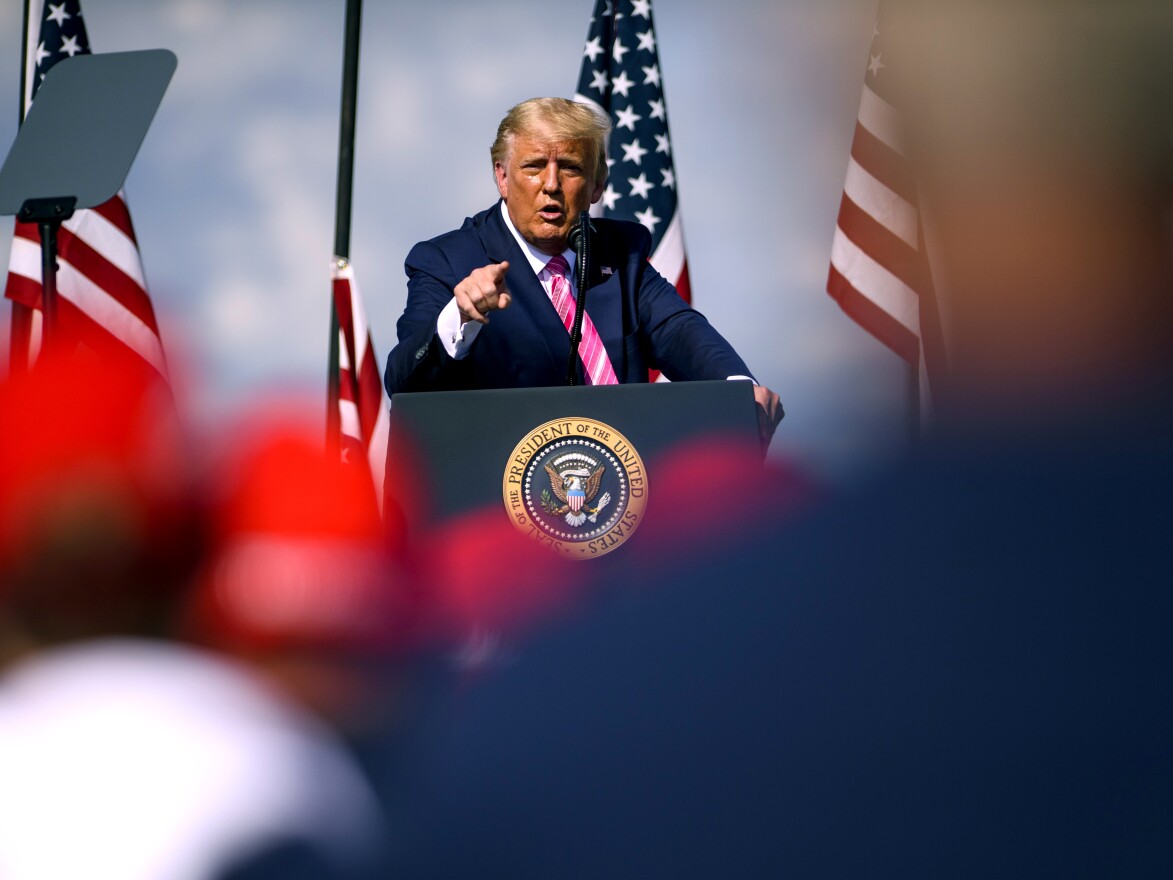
2 2 1172 878
0 348 810 879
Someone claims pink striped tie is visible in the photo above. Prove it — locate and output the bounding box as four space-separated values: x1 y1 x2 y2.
545 256 618 386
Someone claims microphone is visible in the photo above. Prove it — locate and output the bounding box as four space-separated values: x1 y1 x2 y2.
565 211 593 386
566 217 596 253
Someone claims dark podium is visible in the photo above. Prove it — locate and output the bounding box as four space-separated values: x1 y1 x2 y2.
385 380 760 560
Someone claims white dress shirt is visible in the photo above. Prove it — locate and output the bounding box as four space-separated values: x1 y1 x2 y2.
436 202 577 359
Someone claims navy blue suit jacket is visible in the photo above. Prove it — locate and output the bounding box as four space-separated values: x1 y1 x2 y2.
383 202 752 395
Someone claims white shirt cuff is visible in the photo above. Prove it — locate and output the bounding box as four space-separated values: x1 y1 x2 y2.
726 375 757 384
437 298 482 359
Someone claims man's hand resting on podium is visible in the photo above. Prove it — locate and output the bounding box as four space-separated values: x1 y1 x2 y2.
754 384 784 452
455 261 512 325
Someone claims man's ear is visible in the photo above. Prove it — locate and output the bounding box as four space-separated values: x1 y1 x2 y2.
591 176 606 204
494 162 509 200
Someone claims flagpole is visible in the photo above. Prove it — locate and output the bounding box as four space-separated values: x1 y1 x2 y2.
18 0 30 124
8 0 35 378
326 0 363 455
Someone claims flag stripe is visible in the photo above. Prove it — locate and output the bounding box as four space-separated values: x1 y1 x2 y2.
330 261 389 510
10 227 159 336
88 195 139 243
55 297 165 378
829 227 920 338
5 271 43 310
827 264 920 364
672 262 691 304
338 378 357 406
339 398 362 438
63 204 146 286
56 261 166 374
650 210 686 291
849 121 916 205
10 238 165 374
356 345 384 438
366 407 389 510
835 194 922 292
843 157 918 248
857 85 904 157
47 225 155 327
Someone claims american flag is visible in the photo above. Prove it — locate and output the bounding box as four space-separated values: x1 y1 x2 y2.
827 4 944 413
329 258 388 511
5 0 167 380
574 0 691 307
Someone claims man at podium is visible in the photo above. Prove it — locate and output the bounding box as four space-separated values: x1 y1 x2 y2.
382 97 783 441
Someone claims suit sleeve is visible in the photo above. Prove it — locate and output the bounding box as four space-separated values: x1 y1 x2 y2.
384 240 474 396
636 259 755 383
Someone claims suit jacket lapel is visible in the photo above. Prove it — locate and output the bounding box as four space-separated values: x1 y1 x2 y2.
477 201 570 375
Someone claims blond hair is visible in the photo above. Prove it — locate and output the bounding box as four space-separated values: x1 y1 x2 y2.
490 97 611 183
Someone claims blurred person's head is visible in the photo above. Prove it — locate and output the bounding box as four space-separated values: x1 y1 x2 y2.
184 421 410 733
0 355 201 662
891 0 1173 425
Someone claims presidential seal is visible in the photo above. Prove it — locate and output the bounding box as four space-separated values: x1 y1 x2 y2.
502 417 648 559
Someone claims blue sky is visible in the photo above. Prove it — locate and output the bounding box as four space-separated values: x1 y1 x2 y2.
0 0 914 485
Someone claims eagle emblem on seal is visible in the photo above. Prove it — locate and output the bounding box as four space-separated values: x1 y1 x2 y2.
541 453 612 527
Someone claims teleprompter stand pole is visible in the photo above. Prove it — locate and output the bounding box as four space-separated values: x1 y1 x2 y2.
19 196 77 353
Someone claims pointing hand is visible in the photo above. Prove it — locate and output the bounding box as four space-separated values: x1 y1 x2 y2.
454 261 512 325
